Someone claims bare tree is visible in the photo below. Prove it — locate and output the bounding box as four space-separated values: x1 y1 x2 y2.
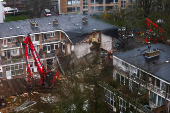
25 0 50 18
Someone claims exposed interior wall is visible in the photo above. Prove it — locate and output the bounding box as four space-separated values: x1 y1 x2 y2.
73 43 92 58
101 34 112 51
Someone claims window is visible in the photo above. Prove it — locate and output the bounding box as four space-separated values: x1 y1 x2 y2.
67 0 80 5
121 0 126 9
104 88 115 107
149 91 157 105
30 35 35 41
91 6 103 11
158 96 165 107
43 43 59 51
54 43 58 50
156 79 160 87
0 72 3 78
46 32 55 37
4 50 11 59
8 64 23 76
106 0 118 4
11 49 19 56
91 7 94 11
67 7 80 12
121 76 125 85
7 38 15 43
91 0 94 3
161 81 166 91
91 0 103 4
3 39 7 46
67 0 72 5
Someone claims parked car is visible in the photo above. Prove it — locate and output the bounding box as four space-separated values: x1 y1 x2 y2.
118 27 126 32
4 7 18 14
122 33 134 38
44 9 51 17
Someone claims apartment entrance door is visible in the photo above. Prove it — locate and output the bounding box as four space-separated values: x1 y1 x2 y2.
47 45 51 53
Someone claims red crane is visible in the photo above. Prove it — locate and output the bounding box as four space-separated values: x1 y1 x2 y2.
23 35 59 88
145 18 166 43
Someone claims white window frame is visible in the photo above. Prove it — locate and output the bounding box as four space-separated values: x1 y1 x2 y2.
7 64 23 76
47 45 51 53
54 43 58 50
11 49 19 56
46 32 55 38
30 35 35 42
3 39 8 47
7 38 16 43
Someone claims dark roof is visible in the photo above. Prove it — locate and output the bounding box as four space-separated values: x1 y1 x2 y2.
0 14 118 44
114 43 170 83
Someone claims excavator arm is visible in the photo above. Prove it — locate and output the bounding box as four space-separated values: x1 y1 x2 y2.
145 19 166 43
23 35 59 88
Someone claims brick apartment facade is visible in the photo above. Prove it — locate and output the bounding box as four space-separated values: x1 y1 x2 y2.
0 14 118 80
58 0 132 14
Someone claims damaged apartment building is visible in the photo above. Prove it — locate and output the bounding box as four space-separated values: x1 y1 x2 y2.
103 43 170 113
0 14 118 80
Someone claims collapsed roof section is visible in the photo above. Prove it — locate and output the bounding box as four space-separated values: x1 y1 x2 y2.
0 14 118 44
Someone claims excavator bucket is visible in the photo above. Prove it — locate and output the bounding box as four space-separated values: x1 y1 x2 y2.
44 71 59 88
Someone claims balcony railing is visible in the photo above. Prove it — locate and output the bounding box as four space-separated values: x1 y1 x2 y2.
42 39 60 43
45 52 55 58
101 82 153 113
1 42 20 49
147 83 165 97
5 58 23 64
134 77 147 87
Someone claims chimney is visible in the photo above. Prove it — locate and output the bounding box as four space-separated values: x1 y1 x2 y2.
145 46 160 58
53 19 58 24
30 21 38 27
82 17 88 25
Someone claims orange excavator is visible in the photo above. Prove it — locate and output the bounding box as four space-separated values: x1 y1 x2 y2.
23 35 59 88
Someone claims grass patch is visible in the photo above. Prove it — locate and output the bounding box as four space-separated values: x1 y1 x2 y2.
4 15 30 22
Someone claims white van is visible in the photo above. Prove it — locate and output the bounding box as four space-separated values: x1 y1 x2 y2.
4 7 18 14
44 9 51 17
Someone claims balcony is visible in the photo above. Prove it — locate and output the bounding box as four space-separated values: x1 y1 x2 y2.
134 77 147 87
1 42 20 49
113 66 129 77
147 83 165 97
42 39 60 44
5 58 23 65
45 52 55 58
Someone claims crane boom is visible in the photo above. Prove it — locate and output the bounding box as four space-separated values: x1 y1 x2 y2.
145 18 166 43
23 35 59 87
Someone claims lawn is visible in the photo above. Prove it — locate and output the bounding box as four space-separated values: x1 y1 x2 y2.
4 15 30 22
